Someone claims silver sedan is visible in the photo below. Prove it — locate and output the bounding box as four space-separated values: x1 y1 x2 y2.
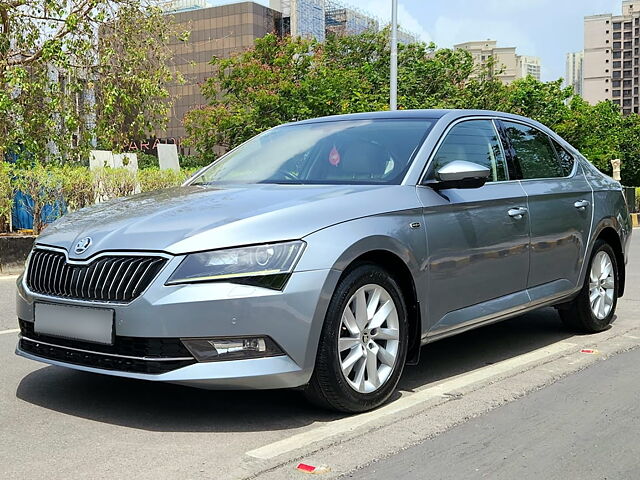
16 110 632 412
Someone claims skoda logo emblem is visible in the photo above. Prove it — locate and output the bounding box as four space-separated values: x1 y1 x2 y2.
74 237 92 254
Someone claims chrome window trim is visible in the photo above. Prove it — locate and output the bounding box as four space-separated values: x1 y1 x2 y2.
495 117 578 181
416 115 523 186
416 115 579 187
20 336 193 362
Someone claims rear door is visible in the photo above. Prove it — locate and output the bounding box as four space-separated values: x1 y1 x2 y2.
499 120 592 298
416 118 531 336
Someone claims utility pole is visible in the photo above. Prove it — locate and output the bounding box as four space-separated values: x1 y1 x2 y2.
390 0 398 110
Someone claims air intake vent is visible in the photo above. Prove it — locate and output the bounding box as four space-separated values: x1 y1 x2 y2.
26 249 167 303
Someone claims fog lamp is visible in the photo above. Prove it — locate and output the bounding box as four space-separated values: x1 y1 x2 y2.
181 336 283 362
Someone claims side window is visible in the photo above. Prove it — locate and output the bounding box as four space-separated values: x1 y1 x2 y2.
502 121 564 179
550 138 576 176
431 120 508 182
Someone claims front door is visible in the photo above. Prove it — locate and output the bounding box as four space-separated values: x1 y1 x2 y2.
499 120 592 299
416 119 531 337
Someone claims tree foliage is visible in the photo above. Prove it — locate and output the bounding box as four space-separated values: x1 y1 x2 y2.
186 31 640 186
0 0 182 163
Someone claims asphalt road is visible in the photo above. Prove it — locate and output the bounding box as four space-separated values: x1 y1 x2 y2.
348 347 640 480
0 232 638 480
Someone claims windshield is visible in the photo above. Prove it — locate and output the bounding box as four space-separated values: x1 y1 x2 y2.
190 119 435 185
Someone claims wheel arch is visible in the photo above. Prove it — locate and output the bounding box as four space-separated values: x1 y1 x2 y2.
583 218 626 298
336 247 422 365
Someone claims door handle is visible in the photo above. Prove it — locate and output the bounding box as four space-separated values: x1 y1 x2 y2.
574 200 590 210
508 207 528 220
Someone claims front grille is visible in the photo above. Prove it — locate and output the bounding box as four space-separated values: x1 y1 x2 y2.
19 320 196 375
26 249 167 303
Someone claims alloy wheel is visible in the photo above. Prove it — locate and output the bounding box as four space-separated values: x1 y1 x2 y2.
589 251 615 320
338 284 400 394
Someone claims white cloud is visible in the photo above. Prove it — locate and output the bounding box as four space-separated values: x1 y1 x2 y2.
358 0 432 42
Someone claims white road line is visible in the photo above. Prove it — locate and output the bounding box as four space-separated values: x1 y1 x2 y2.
246 341 577 460
0 329 19 335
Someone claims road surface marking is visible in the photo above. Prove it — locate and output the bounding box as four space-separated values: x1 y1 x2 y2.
0 329 19 335
246 341 577 460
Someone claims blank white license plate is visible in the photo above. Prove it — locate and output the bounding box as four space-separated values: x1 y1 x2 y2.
34 303 114 345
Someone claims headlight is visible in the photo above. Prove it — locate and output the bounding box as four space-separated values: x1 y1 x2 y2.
166 241 305 290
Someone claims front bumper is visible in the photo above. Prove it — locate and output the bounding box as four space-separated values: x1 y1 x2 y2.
15 264 340 389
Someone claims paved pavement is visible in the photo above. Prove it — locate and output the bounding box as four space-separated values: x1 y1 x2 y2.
348 347 640 480
0 233 638 479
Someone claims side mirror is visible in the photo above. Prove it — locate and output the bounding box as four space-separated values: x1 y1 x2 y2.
425 160 491 190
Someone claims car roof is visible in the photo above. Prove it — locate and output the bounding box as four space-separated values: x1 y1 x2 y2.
288 109 544 126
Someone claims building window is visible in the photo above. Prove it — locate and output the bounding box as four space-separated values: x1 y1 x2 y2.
613 41 621 48
613 70 621 77
623 99 632 106
613 89 621 96
614 50 621 58
624 60 633 68
625 79 632 87
624 69 633 77
635 87 638 94
624 89 632 96
624 41 633 48
614 22 621 29
625 21 632 29
624 50 632 58
614 61 622 67
613 80 621 87
625 31 632 39
614 31 622 39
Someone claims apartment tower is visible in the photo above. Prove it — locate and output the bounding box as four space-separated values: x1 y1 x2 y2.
454 40 541 84
583 0 640 113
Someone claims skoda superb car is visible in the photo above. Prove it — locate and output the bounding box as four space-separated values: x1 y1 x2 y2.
16 110 631 413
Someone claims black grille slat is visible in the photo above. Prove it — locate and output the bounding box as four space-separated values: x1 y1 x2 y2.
26 249 167 303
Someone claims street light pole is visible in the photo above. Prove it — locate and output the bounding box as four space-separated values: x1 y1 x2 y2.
390 0 398 110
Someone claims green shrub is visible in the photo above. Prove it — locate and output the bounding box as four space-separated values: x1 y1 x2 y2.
0 161 13 232
93 167 138 201
138 167 186 192
179 154 211 170
52 164 94 212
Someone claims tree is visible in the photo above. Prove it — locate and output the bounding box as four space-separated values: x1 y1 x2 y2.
185 30 640 186
0 0 182 164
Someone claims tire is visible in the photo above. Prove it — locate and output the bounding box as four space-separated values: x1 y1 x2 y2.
559 239 619 333
304 264 409 413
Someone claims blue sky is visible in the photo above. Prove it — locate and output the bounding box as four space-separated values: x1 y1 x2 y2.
213 0 626 82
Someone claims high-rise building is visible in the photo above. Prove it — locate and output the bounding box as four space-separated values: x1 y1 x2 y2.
157 1 281 146
454 40 541 84
566 51 584 96
325 1 378 37
583 0 640 113
270 0 326 40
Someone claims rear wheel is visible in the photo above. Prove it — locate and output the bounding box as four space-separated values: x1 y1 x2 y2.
559 239 618 333
305 264 409 413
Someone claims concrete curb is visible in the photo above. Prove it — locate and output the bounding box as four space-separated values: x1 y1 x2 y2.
0 235 35 275
632 213 639 228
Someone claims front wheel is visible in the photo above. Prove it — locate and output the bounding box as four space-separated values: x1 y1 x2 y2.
305 264 409 413
559 239 619 333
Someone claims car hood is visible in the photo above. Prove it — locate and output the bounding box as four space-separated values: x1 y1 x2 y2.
37 184 420 258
